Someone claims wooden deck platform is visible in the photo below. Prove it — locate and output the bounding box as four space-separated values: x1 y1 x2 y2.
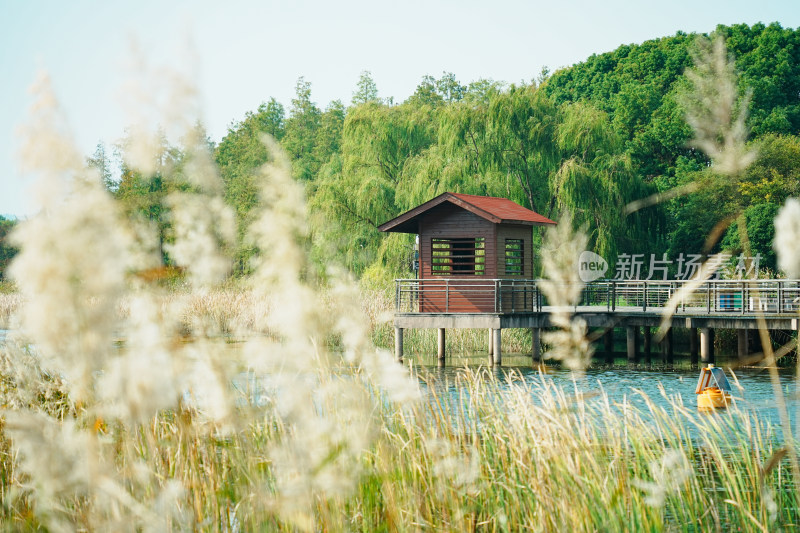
392 279 800 365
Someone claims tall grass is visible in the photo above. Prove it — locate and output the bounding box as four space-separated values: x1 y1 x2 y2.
0 293 20 329
367 368 798 531
2 365 796 531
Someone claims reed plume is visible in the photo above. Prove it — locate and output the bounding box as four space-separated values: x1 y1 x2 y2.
538 213 592 370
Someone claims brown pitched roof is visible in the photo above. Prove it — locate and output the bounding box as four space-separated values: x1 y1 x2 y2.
378 192 556 233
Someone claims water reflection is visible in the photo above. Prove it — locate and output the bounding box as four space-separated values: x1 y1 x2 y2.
414 353 800 430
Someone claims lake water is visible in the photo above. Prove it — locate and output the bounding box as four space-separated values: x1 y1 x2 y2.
411 352 800 433
2 327 798 432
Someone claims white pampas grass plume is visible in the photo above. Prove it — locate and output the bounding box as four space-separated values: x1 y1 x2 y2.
774 198 800 278
4 413 92 529
10 75 130 404
538 213 593 370
681 35 756 176
633 449 692 508
97 295 181 425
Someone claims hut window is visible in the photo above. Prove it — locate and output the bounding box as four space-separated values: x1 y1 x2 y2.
431 238 485 275
505 239 524 275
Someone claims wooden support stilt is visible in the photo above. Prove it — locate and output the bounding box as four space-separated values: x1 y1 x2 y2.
492 328 502 366
660 327 673 364
437 328 446 366
604 328 614 363
642 327 651 360
709 328 715 362
531 328 541 362
626 326 639 362
737 329 749 359
690 328 699 365
394 327 404 362
700 328 714 364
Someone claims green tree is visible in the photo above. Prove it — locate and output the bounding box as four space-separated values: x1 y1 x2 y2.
111 133 189 267
0 216 17 280
281 77 322 182
215 99 287 272
738 133 800 204
721 203 779 272
485 86 560 215
406 75 444 108
351 71 380 105
87 142 115 191
435 72 466 103
310 101 436 273
717 134 800 272
465 78 506 105
552 102 661 258
546 23 800 180
314 100 346 171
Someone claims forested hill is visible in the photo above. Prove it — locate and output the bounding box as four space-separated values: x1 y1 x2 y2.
86 22 800 286
539 22 800 274
544 23 800 180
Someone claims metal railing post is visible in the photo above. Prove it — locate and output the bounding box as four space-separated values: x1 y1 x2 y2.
612 281 616 311
643 282 647 312
671 282 677 313
524 282 528 312
536 284 541 312
574 281 579 311
778 280 784 313
497 280 503 313
741 281 745 315
445 279 450 313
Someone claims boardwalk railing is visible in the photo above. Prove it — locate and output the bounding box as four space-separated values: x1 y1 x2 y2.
395 278 800 315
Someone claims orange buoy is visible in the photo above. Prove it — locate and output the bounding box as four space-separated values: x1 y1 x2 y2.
696 364 732 411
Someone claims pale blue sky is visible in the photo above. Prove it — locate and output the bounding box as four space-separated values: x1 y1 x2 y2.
1 0 798 217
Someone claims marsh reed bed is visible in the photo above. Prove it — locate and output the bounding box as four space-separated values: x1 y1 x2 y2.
2 363 798 531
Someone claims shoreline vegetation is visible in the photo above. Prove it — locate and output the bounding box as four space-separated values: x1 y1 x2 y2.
1 361 798 530
0 285 795 362
0 284 537 356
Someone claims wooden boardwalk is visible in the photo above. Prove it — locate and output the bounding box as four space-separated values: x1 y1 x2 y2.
392 279 800 365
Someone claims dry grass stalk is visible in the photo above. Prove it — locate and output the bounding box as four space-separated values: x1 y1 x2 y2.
0 293 21 329
680 35 756 175
538 213 593 370
0 53 416 532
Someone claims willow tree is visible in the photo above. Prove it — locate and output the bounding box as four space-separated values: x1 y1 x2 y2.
397 101 500 209
553 102 660 258
422 86 660 260
402 87 660 266
485 86 561 215
310 101 437 274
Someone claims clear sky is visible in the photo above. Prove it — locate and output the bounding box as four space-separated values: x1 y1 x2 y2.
1 0 798 217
